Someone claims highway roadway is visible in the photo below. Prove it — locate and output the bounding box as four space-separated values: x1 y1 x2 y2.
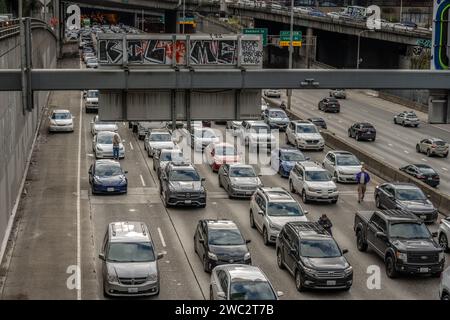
0 58 449 300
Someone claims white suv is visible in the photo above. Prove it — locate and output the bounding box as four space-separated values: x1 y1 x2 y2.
286 120 324 151
249 187 308 245
288 161 338 204
239 121 276 149
322 151 362 183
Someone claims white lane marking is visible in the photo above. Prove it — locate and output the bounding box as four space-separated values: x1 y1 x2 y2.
421 158 427 162
76 90 83 300
123 122 126 126
388 143 393 147
442 168 448 171
158 227 167 248
129 141 134 150
404 150 409 154
139 174 146 187
129 208 136 212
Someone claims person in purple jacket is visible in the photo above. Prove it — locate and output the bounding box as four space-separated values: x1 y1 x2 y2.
356 165 370 203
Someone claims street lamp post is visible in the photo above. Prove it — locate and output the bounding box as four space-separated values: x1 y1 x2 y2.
287 0 294 110
400 0 403 23
182 0 186 34
356 29 374 69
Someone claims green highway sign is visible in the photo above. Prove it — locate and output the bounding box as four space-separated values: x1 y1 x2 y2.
279 30 302 47
243 28 268 46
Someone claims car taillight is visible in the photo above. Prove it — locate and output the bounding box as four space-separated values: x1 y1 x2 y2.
431 144 437 148
417 175 425 179
434 176 440 180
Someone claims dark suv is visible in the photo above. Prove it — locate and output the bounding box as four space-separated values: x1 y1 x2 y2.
348 122 376 141
160 162 206 208
318 98 340 113
276 222 353 291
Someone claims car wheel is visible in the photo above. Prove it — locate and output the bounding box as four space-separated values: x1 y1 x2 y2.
301 190 308 204
103 285 109 298
218 176 223 188
348 130 352 137
416 144 421 153
427 149 431 157
203 255 210 273
289 180 295 193
375 195 381 208
277 249 285 270
356 231 368 252
250 210 256 229
402 121 405 127
385 256 398 279
227 185 233 199
439 233 449 252
331 199 338 204
356 134 360 141
442 292 450 301
394 118 397 124
444 152 449 158
263 228 269 246
295 270 305 292
414 124 419 128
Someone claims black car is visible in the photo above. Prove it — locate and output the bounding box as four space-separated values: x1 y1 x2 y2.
88 159 128 194
400 164 440 188
348 122 376 141
374 182 438 223
194 219 251 273
318 98 340 113
276 222 353 291
307 117 327 129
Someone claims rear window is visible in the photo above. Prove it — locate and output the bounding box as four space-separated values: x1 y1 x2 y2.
434 140 446 146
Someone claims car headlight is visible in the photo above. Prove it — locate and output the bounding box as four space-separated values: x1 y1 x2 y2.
303 267 317 276
396 251 407 262
331 188 338 192
344 266 353 275
439 252 445 261
244 252 251 261
107 273 119 284
96 146 103 151
208 252 218 261
308 187 320 192
269 222 281 232
146 273 158 282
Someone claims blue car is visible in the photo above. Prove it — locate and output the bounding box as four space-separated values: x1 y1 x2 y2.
270 147 309 177
309 10 326 17
89 159 128 194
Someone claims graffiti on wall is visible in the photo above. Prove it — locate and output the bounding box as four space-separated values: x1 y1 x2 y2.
98 39 123 64
432 0 450 69
127 40 187 65
241 40 263 65
189 40 237 65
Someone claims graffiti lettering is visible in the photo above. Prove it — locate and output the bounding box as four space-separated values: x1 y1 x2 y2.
416 39 432 49
190 40 218 64
99 40 123 64
241 40 263 65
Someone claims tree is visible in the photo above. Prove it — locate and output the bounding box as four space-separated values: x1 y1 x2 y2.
0 0 8 14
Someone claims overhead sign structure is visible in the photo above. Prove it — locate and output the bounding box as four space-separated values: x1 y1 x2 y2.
243 28 268 46
432 0 450 70
279 31 302 47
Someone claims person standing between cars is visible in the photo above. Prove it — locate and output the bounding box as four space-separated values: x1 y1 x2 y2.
112 133 120 160
318 214 333 236
356 165 370 203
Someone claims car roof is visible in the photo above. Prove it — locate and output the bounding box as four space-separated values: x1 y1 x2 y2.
428 138 445 142
267 108 285 112
108 221 151 243
279 147 301 152
219 265 268 282
287 222 332 240
97 131 117 136
95 159 120 167
260 187 295 202
371 210 421 222
296 161 325 170
204 219 239 230
52 109 71 114
168 162 195 170
228 163 253 169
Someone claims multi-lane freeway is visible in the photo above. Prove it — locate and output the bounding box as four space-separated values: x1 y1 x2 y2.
0 56 448 300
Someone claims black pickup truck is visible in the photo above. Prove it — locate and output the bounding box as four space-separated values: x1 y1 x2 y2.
354 210 445 278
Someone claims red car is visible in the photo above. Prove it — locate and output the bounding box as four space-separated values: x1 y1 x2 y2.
205 142 240 172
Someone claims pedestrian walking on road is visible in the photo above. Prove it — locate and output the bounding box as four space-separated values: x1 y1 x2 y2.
112 133 121 160
318 214 333 236
356 165 370 203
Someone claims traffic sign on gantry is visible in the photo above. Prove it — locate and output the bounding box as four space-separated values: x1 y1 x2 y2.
279 31 302 47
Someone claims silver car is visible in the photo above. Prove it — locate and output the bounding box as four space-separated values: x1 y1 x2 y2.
218 164 262 198
322 151 362 183
416 138 449 158
86 58 99 68
84 90 99 113
438 217 450 253
48 109 74 132
93 131 125 159
144 130 175 157
226 121 243 136
210 264 283 300
153 148 184 177
394 111 420 127
99 221 164 297
440 266 450 300
91 115 118 136
329 89 346 99
263 89 281 98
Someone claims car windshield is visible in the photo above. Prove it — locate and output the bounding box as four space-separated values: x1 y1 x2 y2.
107 242 155 262
296 125 317 133
267 202 303 217
95 164 122 176
250 126 270 133
230 281 276 300
300 239 342 258
396 188 427 201
229 167 256 177
208 229 245 246
160 151 183 162
87 59 97 63
390 223 431 239
336 155 360 166
168 169 200 181
417 167 436 174
150 133 171 141
87 91 98 98
305 171 331 181
52 113 71 120
216 146 236 156
97 134 115 144
269 111 287 118
280 151 305 161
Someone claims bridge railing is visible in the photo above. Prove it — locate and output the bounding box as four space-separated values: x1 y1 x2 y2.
0 18 55 41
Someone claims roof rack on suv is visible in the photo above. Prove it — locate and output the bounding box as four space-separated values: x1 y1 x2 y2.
288 221 329 236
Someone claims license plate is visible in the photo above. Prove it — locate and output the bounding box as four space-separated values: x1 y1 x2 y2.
326 280 336 286
420 215 427 220
107 187 114 192
419 267 429 273
185 200 192 204
246 192 253 195
128 288 138 293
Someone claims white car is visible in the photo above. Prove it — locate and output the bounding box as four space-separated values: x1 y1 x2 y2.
90 115 118 136
84 90 99 113
86 58 98 68
440 266 450 300
285 120 324 150
264 89 281 98
144 130 175 157
322 151 362 183
92 131 125 159
190 127 221 152
239 121 275 149
48 109 74 132
226 121 243 136
294 7 313 14
288 161 338 204
438 216 450 253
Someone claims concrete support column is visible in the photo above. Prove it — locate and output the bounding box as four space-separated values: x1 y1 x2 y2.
428 90 450 124
305 27 313 69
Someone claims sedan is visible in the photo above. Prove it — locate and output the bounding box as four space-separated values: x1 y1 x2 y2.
204 142 240 172
271 147 309 177
91 116 118 136
329 89 346 99
348 122 376 141
88 160 127 194
307 117 327 129
48 109 74 132
92 131 125 159
416 138 449 158
318 98 340 113
438 217 450 253
263 89 281 98
86 58 98 68
218 164 262 198
399 164 440 188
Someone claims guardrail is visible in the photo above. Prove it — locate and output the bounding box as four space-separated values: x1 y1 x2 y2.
0 18 55 41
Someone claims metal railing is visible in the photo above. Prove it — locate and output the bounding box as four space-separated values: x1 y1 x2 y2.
0 18 55 41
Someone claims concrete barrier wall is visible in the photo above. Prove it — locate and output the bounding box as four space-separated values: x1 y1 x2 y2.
0 28 57 252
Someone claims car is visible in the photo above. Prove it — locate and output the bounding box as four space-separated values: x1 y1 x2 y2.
399 164 440 188
263 89 281 98
307 117 327 129
210 264 282 300
159 162 206 208
261 108 290 131
440 266 450 300
190 127 221 152
205 142 241 172
318 98 340 113
285 120 325 151
374 182 438 223
322 151 362 183
416 138 449 158
239 121 276 150
84 90 99 113
226 121 243 136
88 160 128 194
293 6 313 14
289 161 338 204
218 164 262 198
354 210 445 278
86 58 98 68
348 122 376 141
276 222 352 291
309 9 327 17
48 109 74 132
394 111 420 127
438 217 450 252
153 148 184 177
194 219 252 273
249 187 308 245
90 116 118 136
92 131 125 159
270 147 309 177
99 221 164 297
144 129 174 158
329 89 346 99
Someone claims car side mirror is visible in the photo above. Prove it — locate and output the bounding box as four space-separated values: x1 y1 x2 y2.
217 292 226 299
201 178 206 182
342 249 349 254
258 210 264 215
199 238 205 244
432 232 438 237
98 253 105 261
157 252 164 260
303 211 309 215
154 156 159 160
375 231 387 240
427 195 431 199
245 239 251 244
88 167 92 174
277 291 284 297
